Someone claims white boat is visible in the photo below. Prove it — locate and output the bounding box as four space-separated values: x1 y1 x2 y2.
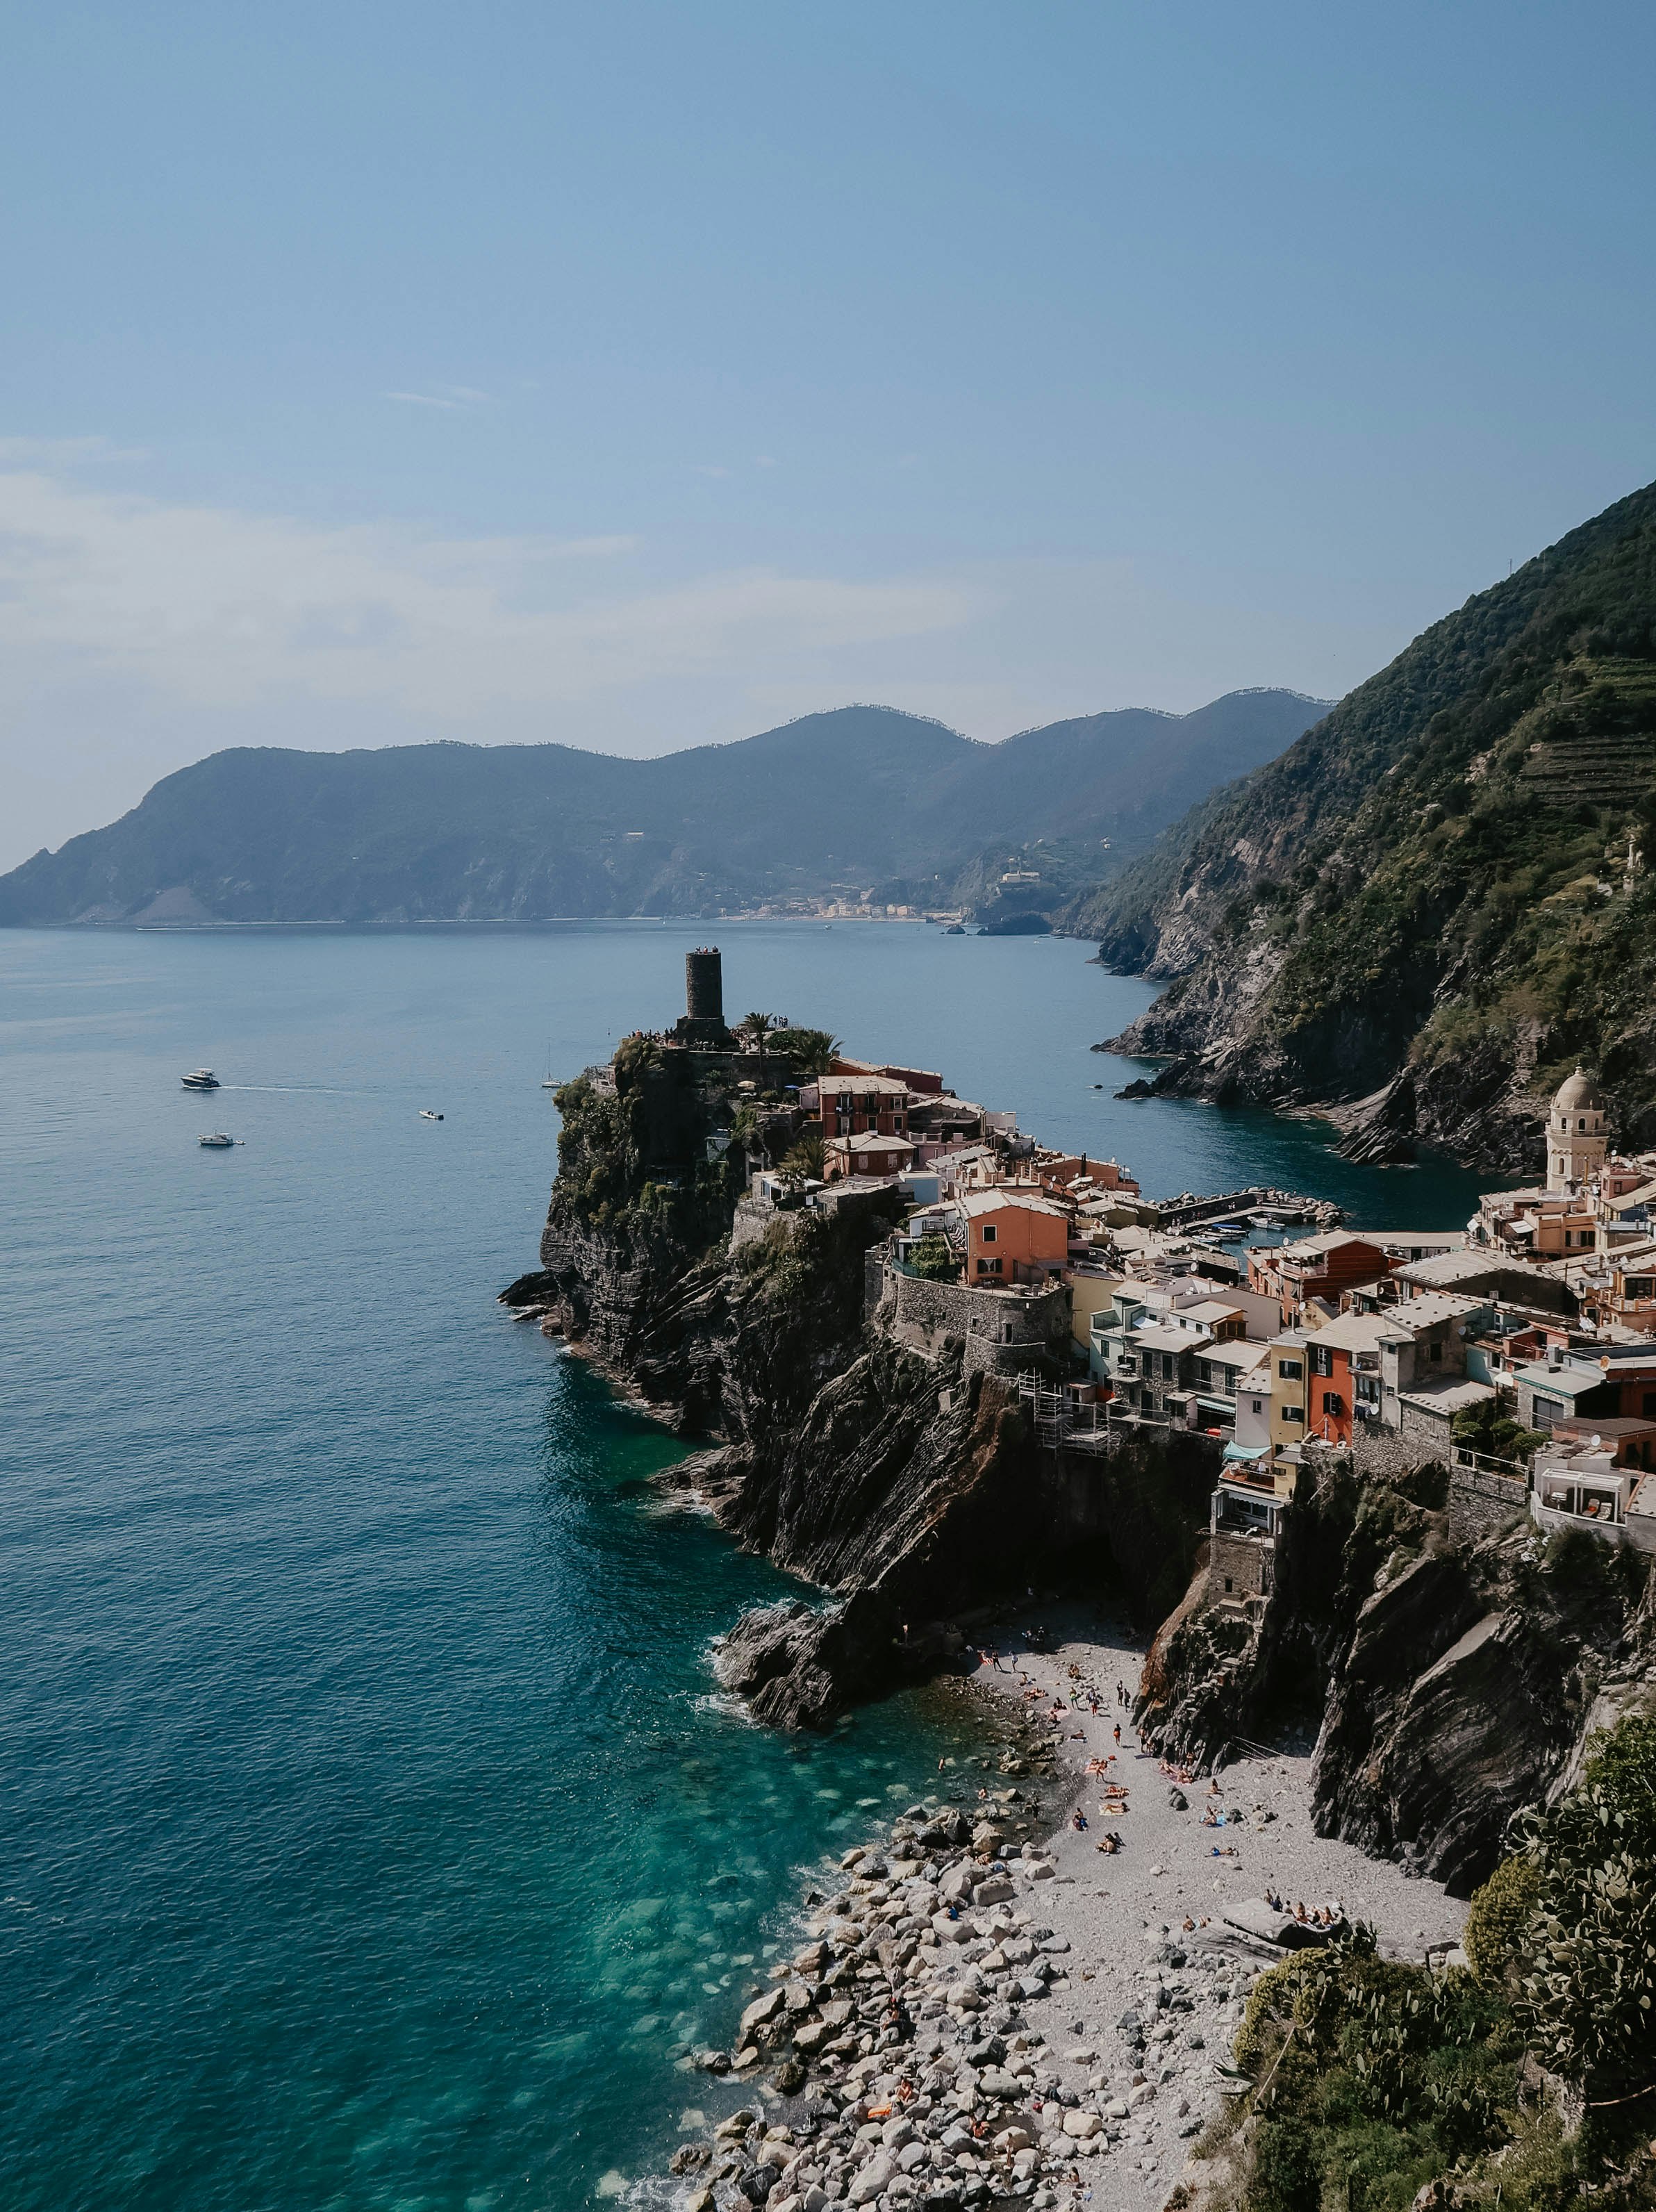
198 1132 236 1148
419 1109 445 1121
182 1068 220 1089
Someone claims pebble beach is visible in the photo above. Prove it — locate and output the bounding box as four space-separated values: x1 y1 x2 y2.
656 1603 1467 2212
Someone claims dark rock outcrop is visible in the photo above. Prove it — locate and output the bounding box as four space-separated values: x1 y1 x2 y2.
1139 1456 1656 1894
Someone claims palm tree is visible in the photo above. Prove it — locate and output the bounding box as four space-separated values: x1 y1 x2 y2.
790 1029 841 1077
781 1132 825 1180
739 1010 777 1053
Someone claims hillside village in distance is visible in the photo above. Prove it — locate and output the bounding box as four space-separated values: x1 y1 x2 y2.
582 949 1656 1609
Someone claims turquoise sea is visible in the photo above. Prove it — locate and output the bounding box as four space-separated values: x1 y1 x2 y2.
0 923 1496 2212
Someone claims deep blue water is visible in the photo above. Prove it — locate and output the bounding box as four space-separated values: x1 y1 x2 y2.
0 923 1496 2211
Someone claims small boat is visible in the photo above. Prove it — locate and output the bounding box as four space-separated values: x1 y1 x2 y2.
419 1109 444 1121
198 1132 236 1148
540 1078 558 1089
182 1068 220 1090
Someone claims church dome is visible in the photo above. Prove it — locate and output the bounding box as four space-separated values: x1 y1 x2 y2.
1555 1067 1603 1112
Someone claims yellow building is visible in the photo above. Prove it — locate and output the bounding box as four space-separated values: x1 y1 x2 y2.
1065 1264 1124 1353
1267 1331 1310 1451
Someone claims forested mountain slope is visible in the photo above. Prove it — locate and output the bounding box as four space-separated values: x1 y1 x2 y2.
1079 479 1656 1167
0 691 1324 927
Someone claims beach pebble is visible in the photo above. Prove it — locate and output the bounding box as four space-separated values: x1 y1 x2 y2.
847 2154 895 2203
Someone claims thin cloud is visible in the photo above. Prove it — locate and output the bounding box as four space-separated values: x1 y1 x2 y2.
0 434 148 465
0 464 976 723
385 385 495 411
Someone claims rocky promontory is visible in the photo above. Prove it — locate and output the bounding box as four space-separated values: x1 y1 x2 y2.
504 1021 1221 1729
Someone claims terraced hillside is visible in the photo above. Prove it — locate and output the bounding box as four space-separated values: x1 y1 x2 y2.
1072 479 1656 1168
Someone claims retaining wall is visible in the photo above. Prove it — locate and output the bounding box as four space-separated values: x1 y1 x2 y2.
873 1261 1070 1378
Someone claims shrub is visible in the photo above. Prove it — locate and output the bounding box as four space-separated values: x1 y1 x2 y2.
1248 2118 1318 2212
1464 1856 1542 1990
910 1234 958 1282
1512 1712 1656 2100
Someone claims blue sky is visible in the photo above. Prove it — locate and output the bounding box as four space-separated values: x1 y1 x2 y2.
1 0 1653 864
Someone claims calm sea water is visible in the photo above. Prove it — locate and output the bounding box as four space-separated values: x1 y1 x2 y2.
0 923 1495 2212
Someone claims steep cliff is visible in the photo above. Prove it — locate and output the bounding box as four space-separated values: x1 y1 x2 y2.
1139 1459 1656 1894
1074 479 1656 1167
513 1032 1226 1724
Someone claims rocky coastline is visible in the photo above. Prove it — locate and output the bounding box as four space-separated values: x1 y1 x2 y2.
649 1610 1468 2212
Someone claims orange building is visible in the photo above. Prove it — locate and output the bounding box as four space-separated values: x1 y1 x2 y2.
959 1189 1070 1285
815 1073 912 1139
832 1056 944 1096
1248 1233 1396 1327
825 1132 917 1181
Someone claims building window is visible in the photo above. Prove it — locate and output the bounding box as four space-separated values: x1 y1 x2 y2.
1278 1358 1303 1380
1223 1576 1234 1594
1427 1341 1442 1362
977 1257 1002 1276
1311 1344 1332 1378
1283 1405 1304 1425
1643 1392 1656 1419
980 1225 997 1244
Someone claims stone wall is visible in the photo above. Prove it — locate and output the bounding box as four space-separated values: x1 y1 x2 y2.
873 1261 1070 1378
1210 1527 1274 1602
1449 1465 1530 1542
731 1196 789 1253
1398 1398 1457 1453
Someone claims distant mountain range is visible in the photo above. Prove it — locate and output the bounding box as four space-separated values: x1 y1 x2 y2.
0 689 1328 927
1082 478 1656 1167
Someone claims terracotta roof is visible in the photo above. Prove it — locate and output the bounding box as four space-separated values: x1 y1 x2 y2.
959 1188 1069 1221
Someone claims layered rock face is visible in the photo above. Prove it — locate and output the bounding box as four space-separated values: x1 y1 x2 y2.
1138 1460 1656 1893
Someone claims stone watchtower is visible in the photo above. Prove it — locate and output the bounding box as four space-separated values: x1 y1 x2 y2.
674 947 732 1048
1546 1067 1607 1194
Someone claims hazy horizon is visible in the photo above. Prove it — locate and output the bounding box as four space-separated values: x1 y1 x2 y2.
3 1 1653 867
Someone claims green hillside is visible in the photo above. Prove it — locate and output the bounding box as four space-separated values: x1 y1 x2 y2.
1078 479 1656 1167
0 691 1325 927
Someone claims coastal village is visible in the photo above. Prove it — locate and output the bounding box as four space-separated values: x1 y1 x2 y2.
552 952 1656 2212
618 949 1656 1615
